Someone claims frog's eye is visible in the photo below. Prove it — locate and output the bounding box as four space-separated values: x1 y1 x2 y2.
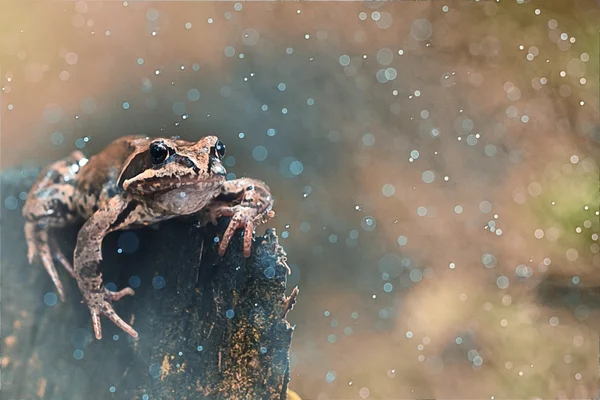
150 142 168 164
214 140 226 159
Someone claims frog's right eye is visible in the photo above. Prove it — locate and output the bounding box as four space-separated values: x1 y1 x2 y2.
150 142 168 164
215 140 226 159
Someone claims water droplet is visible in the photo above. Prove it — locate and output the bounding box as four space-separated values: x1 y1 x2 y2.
152 276 166 289
224 46 236 57
148 364 161 378
382 184 395 197
496 276 509 289
73 349 84 360
118 231 139 254
264 266 276 278
4 196 18 211
252 146 268 162
362 133 375 146
44 292 58 306
361 216 376 231
325 371 336 383
422 170 435 183
129 276 141 288
339 55 350 66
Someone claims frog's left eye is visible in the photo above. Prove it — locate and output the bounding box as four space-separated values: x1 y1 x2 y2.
215 140 226 159
150 142 168 164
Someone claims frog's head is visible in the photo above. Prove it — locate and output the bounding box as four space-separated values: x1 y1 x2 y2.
118 135 227 196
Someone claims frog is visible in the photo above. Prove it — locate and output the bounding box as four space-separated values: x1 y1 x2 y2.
22 135 275 340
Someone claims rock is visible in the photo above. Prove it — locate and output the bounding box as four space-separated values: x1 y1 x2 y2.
1 167 299 400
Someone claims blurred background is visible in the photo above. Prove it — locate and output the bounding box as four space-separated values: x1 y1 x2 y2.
1 1 599 398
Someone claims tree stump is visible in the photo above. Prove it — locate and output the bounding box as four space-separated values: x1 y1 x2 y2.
1 167 299 400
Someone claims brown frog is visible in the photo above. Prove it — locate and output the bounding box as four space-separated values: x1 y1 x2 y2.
22 135 275 340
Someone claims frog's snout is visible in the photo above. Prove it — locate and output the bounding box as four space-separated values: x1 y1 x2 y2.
211 163 226 176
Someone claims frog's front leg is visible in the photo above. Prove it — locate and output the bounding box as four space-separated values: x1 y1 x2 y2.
203 178 275 258
74 195 146 340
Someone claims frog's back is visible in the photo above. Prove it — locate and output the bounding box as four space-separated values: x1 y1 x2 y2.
75 135 149 217
22 149 88 224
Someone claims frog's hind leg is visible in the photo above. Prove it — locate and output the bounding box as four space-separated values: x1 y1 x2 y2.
25 222 75 276
23 151 85 301
25 222 76 301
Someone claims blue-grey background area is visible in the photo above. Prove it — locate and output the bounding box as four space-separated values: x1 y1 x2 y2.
1 1 599 399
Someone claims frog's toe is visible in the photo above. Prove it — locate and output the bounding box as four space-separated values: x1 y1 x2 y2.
242 219 254 258
218 211 255 258
25 222 39 264
91 308 103 340
40 255 66 302
27 244 37 265
49 236 75 278
87 287 137 340
102 305 139 339
105 286 135 301
25 223 70 301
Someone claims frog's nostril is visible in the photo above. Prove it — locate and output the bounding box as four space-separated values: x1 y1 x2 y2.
212 164 226 176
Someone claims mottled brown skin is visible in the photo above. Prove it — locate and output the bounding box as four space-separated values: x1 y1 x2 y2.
22 135 275 340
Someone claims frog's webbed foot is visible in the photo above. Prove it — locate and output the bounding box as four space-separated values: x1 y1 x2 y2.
85 286 137 340
25 222 75 302
206 178 275 258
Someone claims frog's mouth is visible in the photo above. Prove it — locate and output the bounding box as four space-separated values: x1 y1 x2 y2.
126 173 226 195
